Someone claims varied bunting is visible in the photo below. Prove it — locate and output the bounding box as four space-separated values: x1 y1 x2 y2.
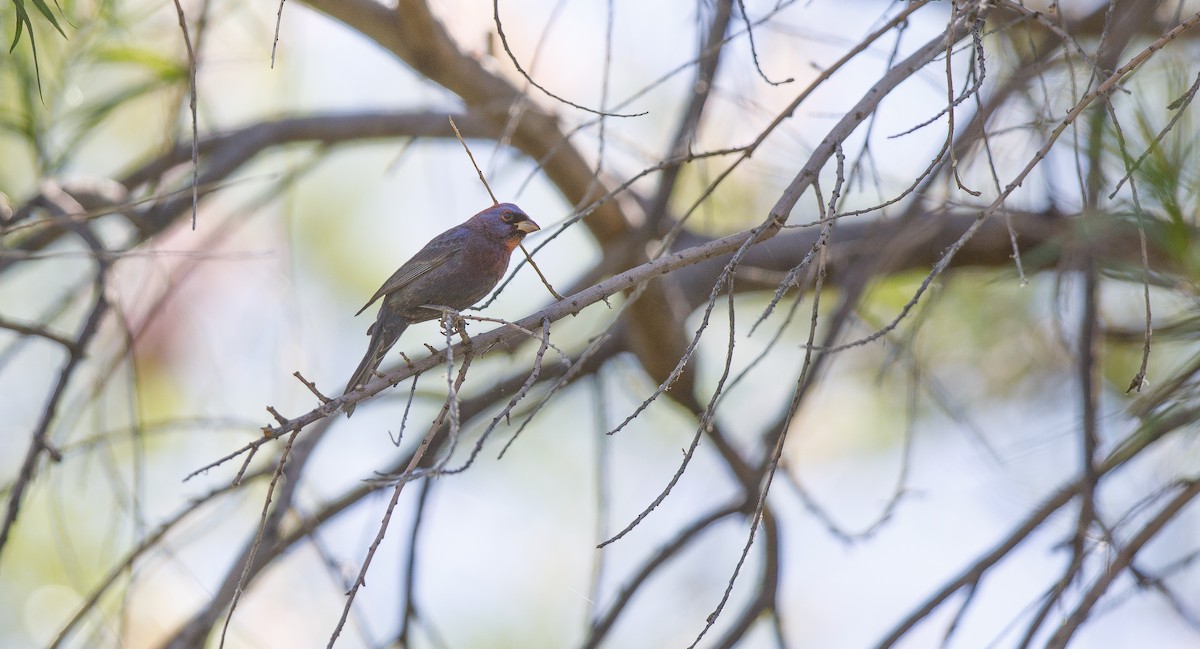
342 203 540 416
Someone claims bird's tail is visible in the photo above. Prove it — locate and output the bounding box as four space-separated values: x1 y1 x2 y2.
343 319 407 417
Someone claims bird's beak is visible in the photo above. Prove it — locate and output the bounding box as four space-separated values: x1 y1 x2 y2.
515 219 541 234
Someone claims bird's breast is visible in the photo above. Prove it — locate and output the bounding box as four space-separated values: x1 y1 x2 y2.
465 240 514 280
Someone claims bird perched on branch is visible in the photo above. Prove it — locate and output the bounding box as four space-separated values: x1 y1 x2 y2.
343 203 540 416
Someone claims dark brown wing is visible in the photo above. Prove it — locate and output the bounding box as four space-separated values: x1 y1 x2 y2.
353 232 461 316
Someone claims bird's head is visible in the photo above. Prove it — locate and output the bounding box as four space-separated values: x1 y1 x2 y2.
469 203 540 249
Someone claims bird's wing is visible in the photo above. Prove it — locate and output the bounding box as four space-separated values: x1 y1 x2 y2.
354 234 461 316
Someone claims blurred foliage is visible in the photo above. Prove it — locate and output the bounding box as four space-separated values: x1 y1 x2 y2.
1099 67 1200 423
6 0 68 94
1 0 187 189
3 3 1200 647
1108 69 1200 280
864 270 1061 405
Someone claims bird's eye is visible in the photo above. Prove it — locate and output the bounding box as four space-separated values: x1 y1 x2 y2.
501 211 517 223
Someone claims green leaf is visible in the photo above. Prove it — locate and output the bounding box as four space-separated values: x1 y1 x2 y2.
10 0 29 53
7 0 72 102
9 1 46 100
27 0 67 38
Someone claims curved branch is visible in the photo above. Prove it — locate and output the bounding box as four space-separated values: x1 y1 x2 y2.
3 111 498 274
300 0 633 244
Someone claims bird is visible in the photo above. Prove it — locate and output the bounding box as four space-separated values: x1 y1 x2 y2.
342 203 540 416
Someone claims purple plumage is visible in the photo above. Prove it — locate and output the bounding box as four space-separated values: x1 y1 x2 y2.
343 203 540 416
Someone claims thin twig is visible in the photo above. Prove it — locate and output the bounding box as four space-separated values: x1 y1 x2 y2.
583 503 744 649
172 0 200 230
1109 71 1200 197
217 430 301 649
0 260 109 566
1103 102 1154 392
271 0 287 67
0 315 78 351
491 0 647 118
735 0 792 86
449 115 562 300
448 116 498 204
601 212 752 548
1045 478 1200 649
326 349 473 647
517 242 564 300
819 8 1200 356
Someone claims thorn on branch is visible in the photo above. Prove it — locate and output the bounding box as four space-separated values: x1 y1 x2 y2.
266 405 289 426
43 441 63 463
293 371 331 404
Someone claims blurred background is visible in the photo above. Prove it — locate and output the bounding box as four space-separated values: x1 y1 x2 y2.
2 0 1200 647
